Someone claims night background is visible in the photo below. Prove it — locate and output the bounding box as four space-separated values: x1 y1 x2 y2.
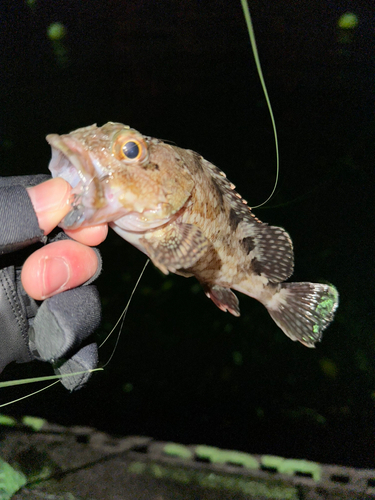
1 0 374 470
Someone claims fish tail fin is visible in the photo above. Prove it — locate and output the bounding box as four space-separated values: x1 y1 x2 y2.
265 282 339 347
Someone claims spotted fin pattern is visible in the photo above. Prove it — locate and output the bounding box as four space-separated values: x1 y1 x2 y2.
140 222 209 275
242 223 294 283
267 282 339 347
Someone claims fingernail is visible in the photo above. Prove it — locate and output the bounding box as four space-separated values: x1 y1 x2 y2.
41 256 71 299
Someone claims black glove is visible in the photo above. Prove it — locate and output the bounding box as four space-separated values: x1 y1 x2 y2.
0 175 102 390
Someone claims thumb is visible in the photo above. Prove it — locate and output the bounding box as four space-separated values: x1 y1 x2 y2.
27 178 72 234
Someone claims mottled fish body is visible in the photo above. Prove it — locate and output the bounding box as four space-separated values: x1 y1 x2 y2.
47 122 338 347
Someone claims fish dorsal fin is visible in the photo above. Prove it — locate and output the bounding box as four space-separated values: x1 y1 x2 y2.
197 154 262 224
240 223 294 283
195 154 293 283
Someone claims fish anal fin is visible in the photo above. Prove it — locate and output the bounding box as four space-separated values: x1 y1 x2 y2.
204 285 240 317
140 222 209 275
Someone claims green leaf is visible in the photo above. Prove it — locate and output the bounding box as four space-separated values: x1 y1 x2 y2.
0 458 27 500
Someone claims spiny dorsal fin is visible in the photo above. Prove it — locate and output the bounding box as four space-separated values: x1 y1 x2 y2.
195 153 263 225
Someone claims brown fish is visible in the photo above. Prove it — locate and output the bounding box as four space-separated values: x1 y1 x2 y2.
47 122 338 347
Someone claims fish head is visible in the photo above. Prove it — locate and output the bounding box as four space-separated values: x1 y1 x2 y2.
47 122 194 231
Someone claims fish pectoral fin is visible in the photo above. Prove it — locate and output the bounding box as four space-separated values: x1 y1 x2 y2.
140 222 209 275
204 285 240 317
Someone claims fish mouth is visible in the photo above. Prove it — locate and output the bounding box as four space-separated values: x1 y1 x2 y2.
46 133 103 189
47 133 122 229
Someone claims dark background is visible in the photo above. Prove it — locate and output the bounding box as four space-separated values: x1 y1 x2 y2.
1 1 374 469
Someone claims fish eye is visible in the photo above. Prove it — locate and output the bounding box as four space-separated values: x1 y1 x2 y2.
113 131 149 164
122 140 141 160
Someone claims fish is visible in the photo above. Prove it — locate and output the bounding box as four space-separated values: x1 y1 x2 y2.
47 122 339 347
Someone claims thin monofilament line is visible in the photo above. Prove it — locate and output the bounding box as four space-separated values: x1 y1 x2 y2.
100 259 149 368
0 382 59 408
240 0 279 209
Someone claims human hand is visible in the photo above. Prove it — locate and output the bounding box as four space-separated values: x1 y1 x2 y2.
22 177 108 300
0 175 106 390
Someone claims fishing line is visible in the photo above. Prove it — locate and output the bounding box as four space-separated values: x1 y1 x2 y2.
100 258 149 368
0 382 59 408
240 0 279 209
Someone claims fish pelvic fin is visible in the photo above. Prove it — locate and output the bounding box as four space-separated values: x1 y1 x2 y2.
266 282 339 347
